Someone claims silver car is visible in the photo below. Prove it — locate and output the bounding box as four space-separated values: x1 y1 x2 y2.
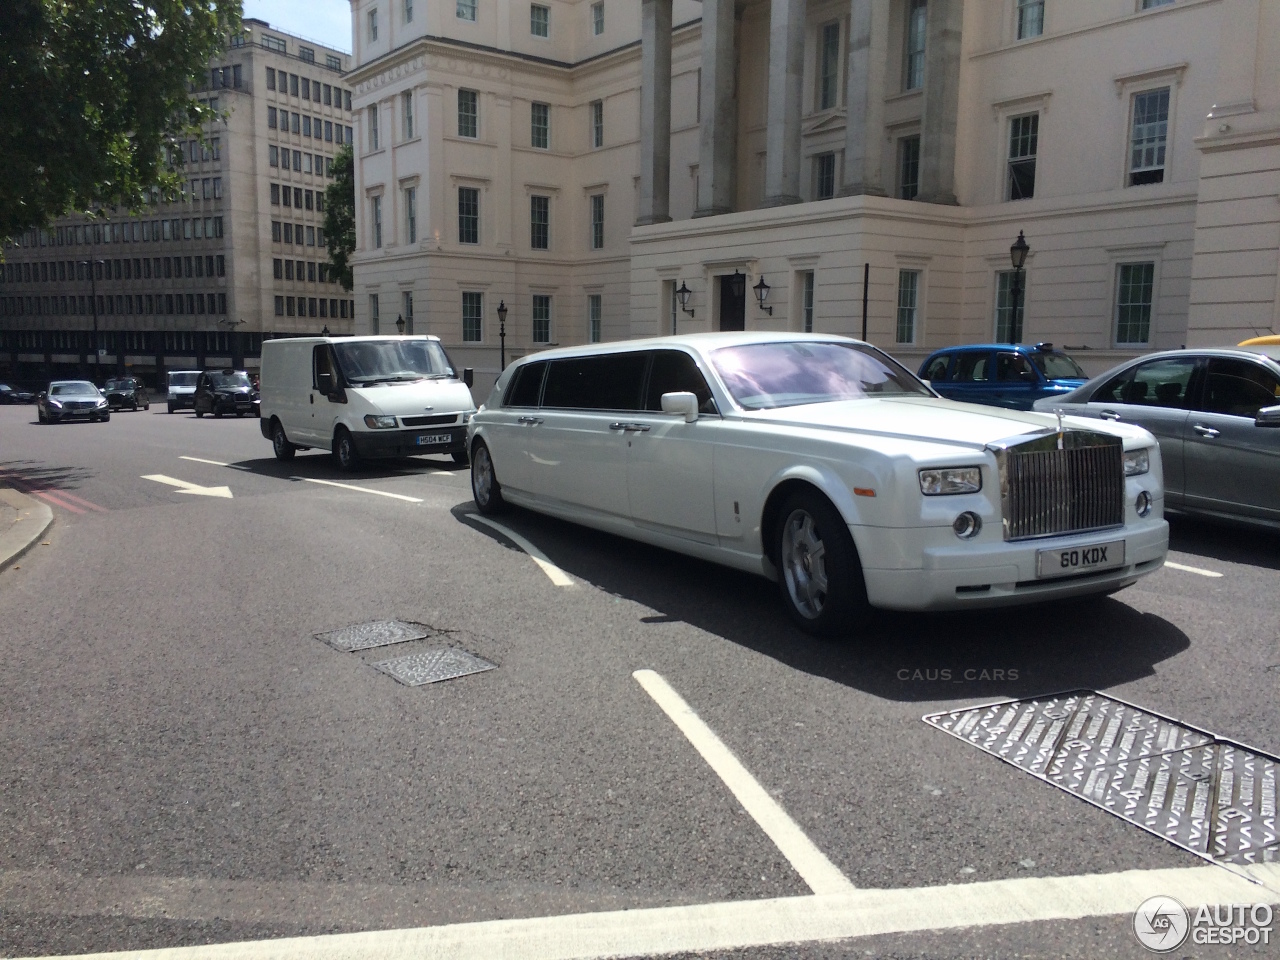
1034 346 1280 529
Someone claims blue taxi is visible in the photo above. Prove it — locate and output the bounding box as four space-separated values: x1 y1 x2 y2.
918 343 1087 410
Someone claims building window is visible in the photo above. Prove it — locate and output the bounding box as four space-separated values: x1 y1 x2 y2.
327 55 342 70
896 270 920 344
995 271 1023 343
1129 87 1169 186
404 0 414 23
269 145 279 167
270 184 280 205
592 2 604 35
462 291 483 341
801 271 815 333
263 34 286 53
370 293 380 333
815 152 836 200
371 195 383 249
1007 113 1038 200
532 294 551 343
368 8 379 41
531 102 550 149
819 22 840 110
268 106 277 129
1115 262 1155 345
587 293 603 342
899 135 920 200
290 73 299 97
590 194 604 249
531 4 549 37
299 46 315 64
531 195 550 250
458 186 479 244
457 0 477 21
458 89 478 138
905 0 927 91
405 186 417 243
1017 0 1044 39
1141 0 1174 8
591 100 604 148
402 291 414 333
368 105 380 150
402 91 414 139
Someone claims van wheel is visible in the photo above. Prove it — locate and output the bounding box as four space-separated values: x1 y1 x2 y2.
470 439 506 515
333 427 361 472
167 403 175 414
774 489 868 637
271 420 296 460
195 410 204 418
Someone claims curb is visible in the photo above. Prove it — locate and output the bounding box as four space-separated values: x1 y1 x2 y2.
0 486 54 572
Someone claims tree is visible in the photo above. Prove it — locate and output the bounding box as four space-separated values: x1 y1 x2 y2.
0 0 240 240
324 145 356 292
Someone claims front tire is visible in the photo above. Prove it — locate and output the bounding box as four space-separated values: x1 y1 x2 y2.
38 409 48 424
100 412 110 423
333 427 361 472
271 420 296 461
774 489 868 637
167 403 175 414
470 439 506 515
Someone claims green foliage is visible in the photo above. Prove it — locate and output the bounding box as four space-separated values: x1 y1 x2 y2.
0 0 240 240
324 145 356 292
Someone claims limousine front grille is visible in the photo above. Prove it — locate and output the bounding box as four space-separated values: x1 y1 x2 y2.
994 431 1125 541
402 414 457 427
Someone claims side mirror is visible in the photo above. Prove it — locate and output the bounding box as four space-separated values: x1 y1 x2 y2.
463 367 474 388
661 391 699 423
1255 404 1280 428
316 372 334 394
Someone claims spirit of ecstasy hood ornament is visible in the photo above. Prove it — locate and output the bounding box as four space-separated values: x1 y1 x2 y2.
1053 407 1065 449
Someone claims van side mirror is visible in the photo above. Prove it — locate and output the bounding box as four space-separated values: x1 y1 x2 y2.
463 367 474 388
1255 404 1280 427
316 372 334 394
661 391 699 423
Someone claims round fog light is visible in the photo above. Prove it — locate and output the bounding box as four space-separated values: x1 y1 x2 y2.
952 511 982 540
1135 490 1153 518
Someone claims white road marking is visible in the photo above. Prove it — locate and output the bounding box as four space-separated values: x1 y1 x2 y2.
141 475 233 499
18 863 1278 960
1165 560 1224 578
290 477 423 503
633 669 855 896
180 456 251 471
468 515 575 586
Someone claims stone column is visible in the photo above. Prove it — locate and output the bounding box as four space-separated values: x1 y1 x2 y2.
637 0 673 226
762 0 805 207
694 0 737 218
841 0 889 196
918 0 963 204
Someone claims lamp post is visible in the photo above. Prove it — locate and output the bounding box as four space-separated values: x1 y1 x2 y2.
321 325 330 337
676 281 694 326
80 257 108 382
1009 230 1029 343
395 314 406 335
752 275 773 316
497 299 508 370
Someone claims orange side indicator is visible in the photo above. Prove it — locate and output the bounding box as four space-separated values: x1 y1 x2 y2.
854 487 876 498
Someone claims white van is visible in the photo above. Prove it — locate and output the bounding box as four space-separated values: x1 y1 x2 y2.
167 370 201 413
259 336 476 471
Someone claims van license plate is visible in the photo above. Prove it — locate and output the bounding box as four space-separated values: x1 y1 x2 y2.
1036 540 1124 579
415 433 451 447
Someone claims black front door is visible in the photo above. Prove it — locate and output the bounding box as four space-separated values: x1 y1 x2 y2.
719 275 745 332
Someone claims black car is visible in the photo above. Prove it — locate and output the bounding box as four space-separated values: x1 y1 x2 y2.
193 369 260 418
0 383 36 404
102 376 150 411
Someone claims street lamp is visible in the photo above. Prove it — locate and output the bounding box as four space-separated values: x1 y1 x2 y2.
729 269 746 300
395 314 405 335
79 257 108 382
676 281 695 321
1009 231 1029 343
752 275 773 316
321 325 330 337
497 299 508 370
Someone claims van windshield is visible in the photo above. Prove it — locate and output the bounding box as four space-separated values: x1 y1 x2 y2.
333 339 456 385
169 372 199 387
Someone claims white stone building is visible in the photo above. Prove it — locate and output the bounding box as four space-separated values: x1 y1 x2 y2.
345 0 1279 392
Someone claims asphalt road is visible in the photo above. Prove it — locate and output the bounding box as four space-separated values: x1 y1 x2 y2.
0 402 1277 960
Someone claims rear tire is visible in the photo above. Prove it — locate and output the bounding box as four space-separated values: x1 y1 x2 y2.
271 420 296 461
774 489 868 637
470 439 506 515
333 427 361 472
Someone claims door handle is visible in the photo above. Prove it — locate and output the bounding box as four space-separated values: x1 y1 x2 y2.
1098 410 1121 421
610 422 651 432
1192 424 1220 438
517 416 543 425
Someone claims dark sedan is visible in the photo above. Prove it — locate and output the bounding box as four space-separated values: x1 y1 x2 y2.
102 377 150 411
1034 346 1280 530
0 383 36 404
193 369 259 418
38 381 110 423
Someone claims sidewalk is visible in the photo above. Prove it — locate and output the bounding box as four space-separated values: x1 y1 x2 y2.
0 486 53 572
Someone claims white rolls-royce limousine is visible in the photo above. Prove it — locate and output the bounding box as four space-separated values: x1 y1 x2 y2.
467 333 1168 635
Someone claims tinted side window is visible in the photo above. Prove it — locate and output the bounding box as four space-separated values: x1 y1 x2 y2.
953 352 991 382
543 353 647 410
922 356 950 381
644 350 717 413
1201 358 1280 418
505 360 548 407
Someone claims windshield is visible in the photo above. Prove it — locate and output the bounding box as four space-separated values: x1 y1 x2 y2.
210 372 252 389
711 341 932 410
50 382 98 397
1031 352 1086 380
333 339 456 384
105 380 131 390
169 372 199 387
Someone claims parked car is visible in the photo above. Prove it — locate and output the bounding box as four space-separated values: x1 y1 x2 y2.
919 343 1088 410
102 376 149 411
167 370 200 413
0 383 36 404
259 335 475 470
38 380 110 423
193 369 259 418
1033 346 1280 530
468 333 1167 636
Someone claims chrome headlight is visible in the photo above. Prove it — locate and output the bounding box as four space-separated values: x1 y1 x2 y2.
919 467 983 496
1124 448 1150 477
363 414 398 429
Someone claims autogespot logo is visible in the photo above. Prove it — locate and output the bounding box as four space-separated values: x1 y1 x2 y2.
1134 896 1190 953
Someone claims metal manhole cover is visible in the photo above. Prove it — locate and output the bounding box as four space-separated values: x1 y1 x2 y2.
315 620 432 652
373 647 496 686
924 691 1279 868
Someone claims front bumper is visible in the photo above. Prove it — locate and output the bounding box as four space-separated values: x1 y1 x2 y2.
46 405 107 420
351 426 467 459
169 393 196 409
210 395 258 414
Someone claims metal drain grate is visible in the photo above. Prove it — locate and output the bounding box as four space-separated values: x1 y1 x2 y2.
925 691 1278 868
315 620 432 652
373 647 496 686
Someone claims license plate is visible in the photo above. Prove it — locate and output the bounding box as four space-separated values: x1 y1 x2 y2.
1036 540 1125 579
415 433 452 446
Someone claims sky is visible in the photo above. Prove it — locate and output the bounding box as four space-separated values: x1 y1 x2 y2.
242 0 353 54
